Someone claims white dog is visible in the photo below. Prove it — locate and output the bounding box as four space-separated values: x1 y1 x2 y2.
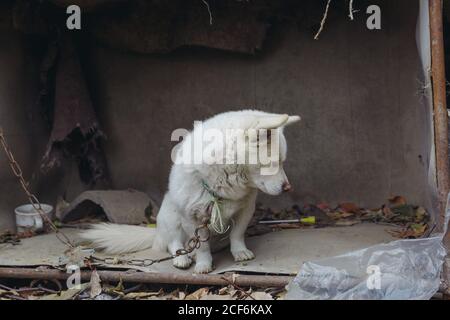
81 110 300 273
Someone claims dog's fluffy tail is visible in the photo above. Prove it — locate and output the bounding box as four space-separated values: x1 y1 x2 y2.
80 223 156 254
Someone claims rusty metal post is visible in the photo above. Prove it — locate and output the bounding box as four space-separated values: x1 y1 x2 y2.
0 267 293 288
429 0 450 234
429 0 450 299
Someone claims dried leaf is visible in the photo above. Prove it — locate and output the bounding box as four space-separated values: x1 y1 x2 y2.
40 283 89 300
382 205 393 218
411 223 427 236
169 289 186 300
185 287 210 300
415 207 427 222
327 211 354 220
124 291 161 300
387 223 427 239
360 210 383 221
89 270 102 298
316 203 330 211
391 205 415 219
338 202 360 214
388 196 407 207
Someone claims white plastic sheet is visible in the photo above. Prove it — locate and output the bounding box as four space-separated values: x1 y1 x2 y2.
286 196 449 300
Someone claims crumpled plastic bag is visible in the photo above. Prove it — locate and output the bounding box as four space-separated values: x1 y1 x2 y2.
286 196 449 300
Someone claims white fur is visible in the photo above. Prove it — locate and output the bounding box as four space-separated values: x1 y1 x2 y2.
80 223 156 254
80 110 300 273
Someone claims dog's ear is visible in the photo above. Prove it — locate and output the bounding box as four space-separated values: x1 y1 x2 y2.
285 115 301 127
252 114 289 130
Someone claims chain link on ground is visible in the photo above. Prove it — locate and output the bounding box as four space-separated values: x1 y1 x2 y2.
89 220 210 267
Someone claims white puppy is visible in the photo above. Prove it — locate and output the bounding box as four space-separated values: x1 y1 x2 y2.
81 110 300 273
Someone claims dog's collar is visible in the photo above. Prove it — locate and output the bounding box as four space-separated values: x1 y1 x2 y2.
201 180 230 234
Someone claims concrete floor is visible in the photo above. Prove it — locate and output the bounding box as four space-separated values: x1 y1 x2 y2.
0 223 398 275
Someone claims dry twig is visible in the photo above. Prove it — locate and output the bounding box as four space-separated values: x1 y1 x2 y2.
201 0 213 25
314 0 332 40
348 0 355 20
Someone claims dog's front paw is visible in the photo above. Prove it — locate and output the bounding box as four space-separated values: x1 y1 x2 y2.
194 262 214 274
232 249 255 262
173 255 192 269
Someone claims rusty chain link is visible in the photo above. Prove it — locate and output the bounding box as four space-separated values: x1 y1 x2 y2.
0 231 20 245
0 128 74 248
1 127 211 267
90 219 211 267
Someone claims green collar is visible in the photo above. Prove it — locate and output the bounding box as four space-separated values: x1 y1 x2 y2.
201 179 229 234
201 180 222 200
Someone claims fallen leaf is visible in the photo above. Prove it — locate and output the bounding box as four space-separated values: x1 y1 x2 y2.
327 211 354 220
411 223 427 237
360 210 383 221
40 283 89 300
391 205 415 219
388 196 407 207
112 277 124 293
185 287 210 300
387 223 427 239
337 202 360 214
316 203 330 211
124 291 161 300
169 289 186 300
382 205 393 218
415 207 428 222
89 270 102 298
218 286 231 295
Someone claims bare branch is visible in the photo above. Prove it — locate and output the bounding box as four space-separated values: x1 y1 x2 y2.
314 0 332 40
201 0 213 25
348 0 355 20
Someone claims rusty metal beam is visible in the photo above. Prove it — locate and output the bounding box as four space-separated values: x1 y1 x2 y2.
429 0 450 300
429 0 450 234
0 267 293 288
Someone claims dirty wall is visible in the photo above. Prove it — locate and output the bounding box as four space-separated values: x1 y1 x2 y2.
0 0 436 229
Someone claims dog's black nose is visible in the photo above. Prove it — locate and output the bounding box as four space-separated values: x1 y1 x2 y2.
282 182 292 192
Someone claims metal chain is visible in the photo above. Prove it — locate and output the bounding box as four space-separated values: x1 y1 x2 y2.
0 128 74 248
89 219 211 267
0 127 211 266
0 231 20 245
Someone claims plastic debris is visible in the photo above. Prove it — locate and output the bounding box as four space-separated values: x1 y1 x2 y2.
285 195 450 300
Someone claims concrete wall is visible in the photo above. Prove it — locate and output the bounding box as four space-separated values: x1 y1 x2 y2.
0 28 49 231
85 0 435 210
0 0 437 231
